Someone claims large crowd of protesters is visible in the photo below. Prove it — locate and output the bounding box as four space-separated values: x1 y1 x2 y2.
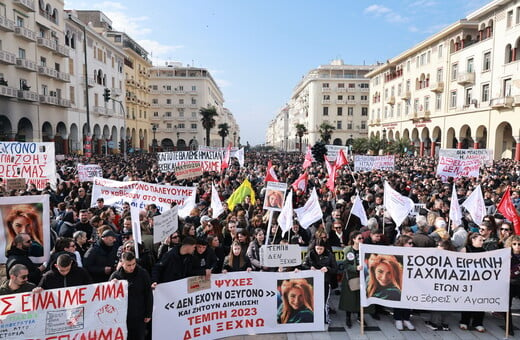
1 150 520 339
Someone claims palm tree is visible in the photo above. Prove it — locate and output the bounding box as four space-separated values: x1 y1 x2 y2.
367 136 382 155
352 137 369 154
217 123 230 147
294 123 307 152
199 106 218 146
318 122 335 144
387 137 412 155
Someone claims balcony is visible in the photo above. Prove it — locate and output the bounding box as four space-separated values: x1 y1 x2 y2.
0 85 18 98
188 90 197 95
387 96 395 105
38 65 58 78
0 16 15 31
37 37 56 51
150 103 160 108
175 89 185 95
321 99 331 105
321 87 331 92
457 72 475 86
336 100 346 105
162 90 174 95
347 88 357 92
163 115 174 121
56 71 70 82
176 104 187 108
360 100 369 105
39 95 59 105
17 89 38 101
0 50 16 64
93 106 107 115
429 81 444 93
13 0 35 12
54 44 69 57
163 103 174 108
58 98 71 107
514 95 520 106
346 100 358 105
336 87 346 92
14 26 37 41
189 104 198 109
401 91 411 100
149 89 160 94
81 77 95 87
151 115 160 121
16 58 37 72
490 96 513 109
360 87 369 92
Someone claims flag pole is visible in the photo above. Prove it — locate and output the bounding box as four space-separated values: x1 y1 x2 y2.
265 211 273 245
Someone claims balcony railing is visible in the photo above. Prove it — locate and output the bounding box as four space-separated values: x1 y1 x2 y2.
15 26 37 41
17 89 38 101
38 65 58 78
0 16 15 31
59 98 71 107
13 0 35 12
56 71 70 82
0 50 16 64
387 96 395 105
39 95 59 105
429 81 444 93
81 77 95 87
0 85 18 98
16 58 37 72
490 96 513 109
54 44 69 57
401 91 411 100
37 37 56 51
93 106 107 115
457 72 475 86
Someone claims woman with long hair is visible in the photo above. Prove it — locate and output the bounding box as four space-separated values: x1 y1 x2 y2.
222 241 252 273
366 254 402 301
5 204 44 256
277 279 314 324
246 228 267 271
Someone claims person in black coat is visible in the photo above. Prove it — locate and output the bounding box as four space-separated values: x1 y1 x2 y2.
6 233 43 285
192 238 217 279
83 230 119 283
110 251 153 340
151 236 197 286
38 254 91 289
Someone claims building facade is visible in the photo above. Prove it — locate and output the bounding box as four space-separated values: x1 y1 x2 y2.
267 60 374 151
366 0 520 160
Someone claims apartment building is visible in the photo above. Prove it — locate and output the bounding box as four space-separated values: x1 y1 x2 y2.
148 62 239 150
366 0 520 160
267 60 374 151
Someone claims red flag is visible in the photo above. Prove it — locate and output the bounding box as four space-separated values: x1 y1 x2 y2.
326 163 337 192
265 160 279 182
291 172 308 192
497 186 520 234
324 155 332 174
335 148 348 168
302 145 312 169
221 144 231 170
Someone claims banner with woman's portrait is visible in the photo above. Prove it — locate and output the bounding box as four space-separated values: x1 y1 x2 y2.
0 195 50 263
359 244 510 311
153 270 325 339
263 182 287 211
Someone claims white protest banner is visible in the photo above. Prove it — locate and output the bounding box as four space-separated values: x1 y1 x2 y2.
438 148 493 165
359 244 510 311
91 177 195 213
260 244 301 267
77 164 103 182
0 281 128 340
354 155 395 172
263 181 287 211
325 145 349 162
153 206 178 243
0 142 56 190
0 195 50 264
157 151 221 172
198 146 245 167
436 156 481 182
175 162 203 180
153 270 325 339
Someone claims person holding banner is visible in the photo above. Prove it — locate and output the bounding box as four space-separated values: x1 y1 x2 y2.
0 264 36 295
459 232 487 332
277 278 315 324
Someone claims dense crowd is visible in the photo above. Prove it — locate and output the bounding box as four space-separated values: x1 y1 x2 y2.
1 151 520 339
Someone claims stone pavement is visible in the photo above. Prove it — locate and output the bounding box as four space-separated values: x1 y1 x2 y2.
224 290 520 340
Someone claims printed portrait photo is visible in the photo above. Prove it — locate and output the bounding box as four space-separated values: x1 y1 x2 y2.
364 253 403 301
276 278 314 324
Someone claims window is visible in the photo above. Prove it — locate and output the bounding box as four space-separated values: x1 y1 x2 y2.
347 121 353 130
152 85 158 90
517 6 520 24
507 10 513 28
191 123 197 129
18 48 25 59
191 111 197 118
397 104 401 117
435 93 441 110
413 99 419 112
40 57 46 66
191 98 196 104
361 121 366 129
450 91 457 108
166 111 173 117
179 99 184 104
438 44 443 58
361 95 368 101
323 107 328 116
504 78 512 96
152 98 158 104
166 99 172 104
179 110 184 117
347 107 353 116
436 68 443 82
336 121 342 129
482 83 489 102
338 83 345 88
406 80 411 92
322 83 329 88
153 112 159 117
451 63 458 81
406 60 411 71
337 95 343 100
166 85 172 90
424 97 430 111
178 85 184 91
16 17 23 27
166 123 172 129
361 107 368 116
348 83 355 88
178 123 185 129
191 85 196 91
323 95 330 100
467 58 474 73
348 95 355 101
483 52 491 71
397 84 402 96
465 88 472 105
337 107 342 116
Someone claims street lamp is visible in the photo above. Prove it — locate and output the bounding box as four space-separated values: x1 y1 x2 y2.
382 128 387 154
151 124 157 153
233 131 237 146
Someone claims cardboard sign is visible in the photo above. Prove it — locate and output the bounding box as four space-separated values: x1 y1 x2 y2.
260 244 302 267
175 162 203 180
4 178 26 192
153 206 179 244
77 164 103 182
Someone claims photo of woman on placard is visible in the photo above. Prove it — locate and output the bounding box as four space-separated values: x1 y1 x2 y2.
366 254 403 301
3 204 44 257
277 278 314 324
265 189 284 209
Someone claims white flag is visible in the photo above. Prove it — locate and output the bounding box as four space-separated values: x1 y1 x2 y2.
383 181 415 227
231 148 245 167
277 190 293 235
178 187 197 218
461 184 486 225
294 188 323 229
449 183 463 228
351 195 368 226
211 183 224 218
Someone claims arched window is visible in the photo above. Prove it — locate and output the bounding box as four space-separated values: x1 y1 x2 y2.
52 9 58 24
505 44 513 63
45 4 51 14
65 31 70 46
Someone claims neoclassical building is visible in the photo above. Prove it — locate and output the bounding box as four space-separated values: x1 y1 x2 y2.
366 0 520 160
267 60 374 151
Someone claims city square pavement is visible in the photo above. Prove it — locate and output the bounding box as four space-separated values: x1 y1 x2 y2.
225 289 519 340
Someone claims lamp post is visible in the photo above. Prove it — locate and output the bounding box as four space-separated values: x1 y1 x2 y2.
233 131 237 146
382 128 387 155
151 124 157 153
